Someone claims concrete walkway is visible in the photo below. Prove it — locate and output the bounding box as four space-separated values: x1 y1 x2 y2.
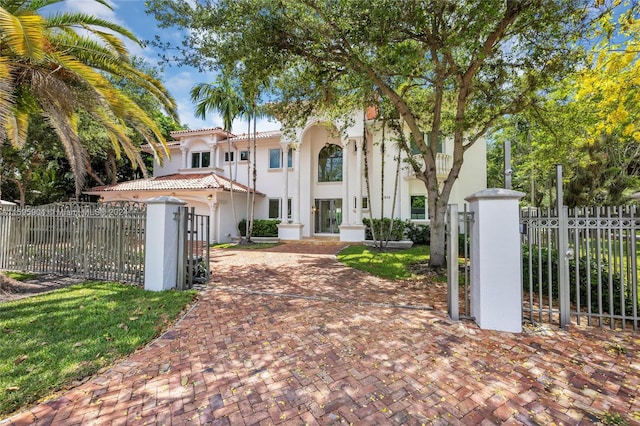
2 245 640 425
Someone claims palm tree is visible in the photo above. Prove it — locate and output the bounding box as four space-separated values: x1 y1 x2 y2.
0 0 178 198
191 77 246 238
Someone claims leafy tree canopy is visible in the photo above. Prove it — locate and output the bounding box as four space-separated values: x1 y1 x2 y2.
148 0 599 267
488 2 640 207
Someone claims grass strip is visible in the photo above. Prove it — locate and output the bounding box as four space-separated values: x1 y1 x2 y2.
0 282 197 416
336 245 430 280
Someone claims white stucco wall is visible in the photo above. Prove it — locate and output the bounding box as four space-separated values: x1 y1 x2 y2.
105 115 488 242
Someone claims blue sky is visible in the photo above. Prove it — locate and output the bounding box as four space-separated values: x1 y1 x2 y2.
49 0 280 133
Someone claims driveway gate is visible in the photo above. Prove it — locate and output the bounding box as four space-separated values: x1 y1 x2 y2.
176 206 210 290
446 204 473 320
0 202 146 284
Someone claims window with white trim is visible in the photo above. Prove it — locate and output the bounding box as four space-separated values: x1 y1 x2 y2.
268 148 293 169
268 198 292 219
240 150 249 161
354 196 368 210
318 144 343 182
224 151 234 162
269 148 281 169
410 195 427 220
191 152 211 168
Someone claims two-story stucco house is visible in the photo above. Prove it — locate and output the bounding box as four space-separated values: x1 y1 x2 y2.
86 113 487 243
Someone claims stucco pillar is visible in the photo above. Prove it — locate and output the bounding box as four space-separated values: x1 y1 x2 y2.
208 200 218 242
341 139 349 226
355 138 363 225
180 146 187 169
466 188 525 333
144 196 186 291
208 141 216 168
339 139 365 242
278 143 303 240
213 135 220 168
281 142 289 223
294 144 301 223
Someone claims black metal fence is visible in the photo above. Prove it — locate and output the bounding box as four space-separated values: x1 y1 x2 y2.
521 205 640 331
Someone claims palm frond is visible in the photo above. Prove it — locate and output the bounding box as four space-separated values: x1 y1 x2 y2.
0 6 44 59
40 106 87 198
5 109 29 147
45 12 139 46
0 58 14 139
191 81 246 131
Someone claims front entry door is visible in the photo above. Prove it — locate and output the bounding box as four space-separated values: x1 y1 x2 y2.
314 199 342 234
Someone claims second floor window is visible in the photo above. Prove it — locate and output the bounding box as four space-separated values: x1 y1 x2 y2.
269 148 293 169
191 152 211 168
224 151 234 162
409 132 444 155
318 144 343 182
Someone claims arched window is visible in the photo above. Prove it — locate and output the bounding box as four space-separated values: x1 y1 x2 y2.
318 144 343 182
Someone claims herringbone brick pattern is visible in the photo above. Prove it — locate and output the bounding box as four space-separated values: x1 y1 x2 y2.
2 244 640 425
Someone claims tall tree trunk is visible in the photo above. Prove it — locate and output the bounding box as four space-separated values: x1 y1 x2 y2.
245 113 251 242
389 126 402 242
249 113 257 237
227 133 238 237
428 197 449 270
362 121 378 246
7 178 25 207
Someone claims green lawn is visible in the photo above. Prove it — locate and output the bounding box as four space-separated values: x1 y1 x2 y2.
0 282 197 416
3 272 37 281
336 245 430 280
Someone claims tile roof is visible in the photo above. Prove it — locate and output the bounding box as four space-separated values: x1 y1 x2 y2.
229 130 282 142
170 127 226 137
86 173 261 195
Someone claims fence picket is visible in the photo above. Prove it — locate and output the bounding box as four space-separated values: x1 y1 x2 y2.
521 204 640 331
0 202 146 285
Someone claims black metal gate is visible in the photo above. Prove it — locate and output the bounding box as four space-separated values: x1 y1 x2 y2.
176 206 210 290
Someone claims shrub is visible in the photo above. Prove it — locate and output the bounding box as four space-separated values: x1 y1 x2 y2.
522 246 630 316
362 217 405 241
405 222 430 245
238 219 280 237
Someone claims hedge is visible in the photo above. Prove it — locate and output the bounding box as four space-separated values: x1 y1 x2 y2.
238 219 280 237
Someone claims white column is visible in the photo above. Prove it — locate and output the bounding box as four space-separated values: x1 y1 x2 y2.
208 142 215 168
213 135 220 168
282 143 289 223
466 188 526 332
180 146 187 169
355 138 363 225
209 201 218 242
341 139 350 226
294 144 301 224
278 143 303 240
144 196 186 291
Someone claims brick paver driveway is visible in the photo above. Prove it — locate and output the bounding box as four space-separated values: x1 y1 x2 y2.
3 244 640 425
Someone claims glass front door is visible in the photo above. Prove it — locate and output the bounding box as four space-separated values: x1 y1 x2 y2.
314 199 342 234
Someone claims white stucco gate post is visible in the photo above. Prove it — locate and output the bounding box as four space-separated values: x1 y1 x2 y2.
144 196 187 291
465 188 525 333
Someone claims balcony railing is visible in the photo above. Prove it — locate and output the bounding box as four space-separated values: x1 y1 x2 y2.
404 153 452 180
